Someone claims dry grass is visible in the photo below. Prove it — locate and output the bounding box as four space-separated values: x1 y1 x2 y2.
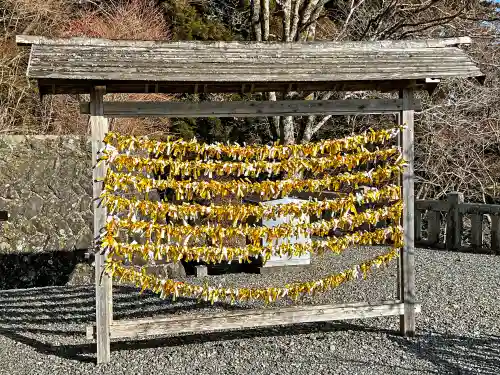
63 0 169 40
0 0 74 134
62 0 173 136
0 0 174 135
1 0 70 39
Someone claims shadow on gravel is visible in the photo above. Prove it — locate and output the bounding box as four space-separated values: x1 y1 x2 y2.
3 285 498 371
0 249 88 290
0 285 252 324
0 319 397 365
391 332 500 375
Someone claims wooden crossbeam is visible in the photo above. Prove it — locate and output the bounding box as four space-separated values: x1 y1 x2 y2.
79 99 422 118
86 301 421 340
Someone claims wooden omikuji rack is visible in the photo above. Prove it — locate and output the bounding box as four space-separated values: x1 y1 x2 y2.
16 35 483 364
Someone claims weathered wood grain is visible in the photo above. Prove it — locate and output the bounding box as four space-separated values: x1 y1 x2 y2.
85 301 421 340
79 98 422 117
15 37 483 96
398 88 416 337
16 35 472 47
91 86 112 365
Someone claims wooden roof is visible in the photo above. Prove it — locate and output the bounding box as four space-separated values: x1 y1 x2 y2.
17 35 484 95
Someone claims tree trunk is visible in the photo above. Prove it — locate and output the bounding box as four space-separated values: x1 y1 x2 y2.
252 0 262 41
280 115 295 145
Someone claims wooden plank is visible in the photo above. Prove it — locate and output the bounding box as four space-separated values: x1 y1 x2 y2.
16 34 472 48
446 192 464 251
91 85 112 365
39 79 425 96
79 99 422 118
26 43 482 84
30 67 481 82
85 301 421 340
415 200 449 212
398 88 416 337
34 57 473 66
470 214 483 248
35 60 475 70
427 211 441 245
491 216 500 255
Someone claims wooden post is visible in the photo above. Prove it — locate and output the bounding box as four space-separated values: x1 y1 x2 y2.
398 88 416 336
91 85 112 364
446 192 464 251
491 215 500 254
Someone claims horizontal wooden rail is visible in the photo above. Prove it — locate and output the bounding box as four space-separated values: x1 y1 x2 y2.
86 300 421 340
79 98 422 118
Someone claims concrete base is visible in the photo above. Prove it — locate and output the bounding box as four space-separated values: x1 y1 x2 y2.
260 253 311 268
258 263 312 275
195 265 208 277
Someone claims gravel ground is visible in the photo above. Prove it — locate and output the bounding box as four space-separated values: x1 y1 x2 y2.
0 247 499 375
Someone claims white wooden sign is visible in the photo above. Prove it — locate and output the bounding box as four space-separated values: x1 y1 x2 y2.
259 197 311 268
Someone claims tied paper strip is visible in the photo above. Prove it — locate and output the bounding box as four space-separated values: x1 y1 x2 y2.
99 127 405 303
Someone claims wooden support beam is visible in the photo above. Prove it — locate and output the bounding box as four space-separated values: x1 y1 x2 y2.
85 301 421 340
91 85 112 365
398 88 416 337
79 99 422 118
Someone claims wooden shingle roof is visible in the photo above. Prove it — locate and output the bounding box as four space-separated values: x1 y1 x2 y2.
17 35 484 95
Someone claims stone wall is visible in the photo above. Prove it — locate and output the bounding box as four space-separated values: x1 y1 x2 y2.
0 135 93 288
